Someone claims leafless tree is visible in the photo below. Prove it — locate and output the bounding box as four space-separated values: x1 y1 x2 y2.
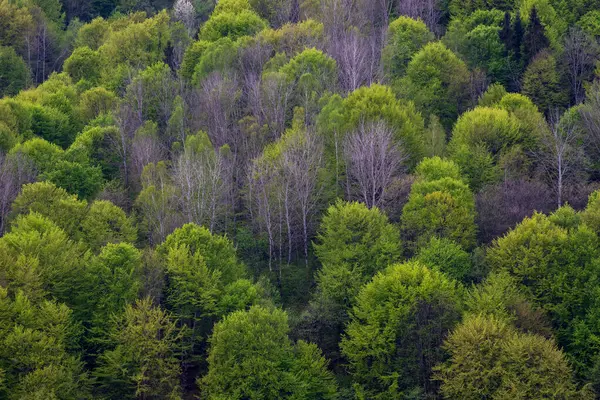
173 0 197 37
247 125 325 274
172 136 227 232
397 0 442 34
198 73 243 150
343 120 406 208
536 110 587 207
282 128 325 265
136 162 181 245
580 81 600 163
476 179 554 243
0 152 37 234
563 27 599 105
131 123 165 192
260 72 293 140
330 28 375 92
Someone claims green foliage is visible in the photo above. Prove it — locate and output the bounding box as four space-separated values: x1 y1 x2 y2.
199 8 267 42
95 298 182 399
417 237 473 281
486 211 600 378
402 158 477 253
63 46 102 84
201 305 337 399
341 262 462 398
43 160 104 200
317 84 425 168
10 181 87 237
0 289 91 400
158 223 246 284
192 37 237 83
278 47 337 113
306 201 402 357
398 42 470 129
382 16 434 80
0 46 29 97
78 243 141 351
0 212 89 305
522 50 569 113
80 200 137 252
436 313 590 399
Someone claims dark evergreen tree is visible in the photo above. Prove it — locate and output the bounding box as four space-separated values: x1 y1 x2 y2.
500 11 513 55
512 11 524 62
523 6 549 66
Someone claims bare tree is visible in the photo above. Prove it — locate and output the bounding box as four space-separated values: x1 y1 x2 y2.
0 152 37 233
564 27 599 105
476 179 554 243
330 28 375 92
172 134 227 232
397 0 442 34
131 122 165 192
536 110 587 207
173 0 197 37
247 124 325 274
343 120 406 208
282 128 325 265
580 81 600 164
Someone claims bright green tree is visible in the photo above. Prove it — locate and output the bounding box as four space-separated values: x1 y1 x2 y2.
435 313 591 399
382 16 434 81
401 158 477 254
398 42 470 128
95 298 182 399
304 200 402 359
201 305 337 399
341 261 462 398
80 200 137 252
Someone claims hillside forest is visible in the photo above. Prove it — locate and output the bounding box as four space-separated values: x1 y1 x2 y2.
2 0 600 398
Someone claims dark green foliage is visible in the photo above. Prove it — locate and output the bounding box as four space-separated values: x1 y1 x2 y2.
523 6 550 65
0 46 29 97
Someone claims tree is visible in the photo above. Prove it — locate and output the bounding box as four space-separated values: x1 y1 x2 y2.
95 298 182 400
398 42 470 128
63 46 102 84
78 243 141 353
522 51 569 114
563 27 599 104
535 108 586 207
199 8 267 42
343 120 406 208
201 305 337 399
301 200 402 360
80 200 137 252
317 84 425 175
0 46 30 97
0 212 89 305
173 131 228 233
341 262 462 398
0 153 37 234
43 160 104 200
435 314 591 399
0 289 91 400
416 237 472 281
382 16 434 81
135 162 180 245
522 6 550 65
10 181 87 238
173 0 196 36
248 122 325 271
448 106 534 190
401 157 477 254
486 211 600 378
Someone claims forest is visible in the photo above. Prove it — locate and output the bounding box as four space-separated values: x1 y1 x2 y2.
1 0 600 398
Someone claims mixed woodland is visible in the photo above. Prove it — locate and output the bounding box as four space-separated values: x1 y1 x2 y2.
2 0 600 398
